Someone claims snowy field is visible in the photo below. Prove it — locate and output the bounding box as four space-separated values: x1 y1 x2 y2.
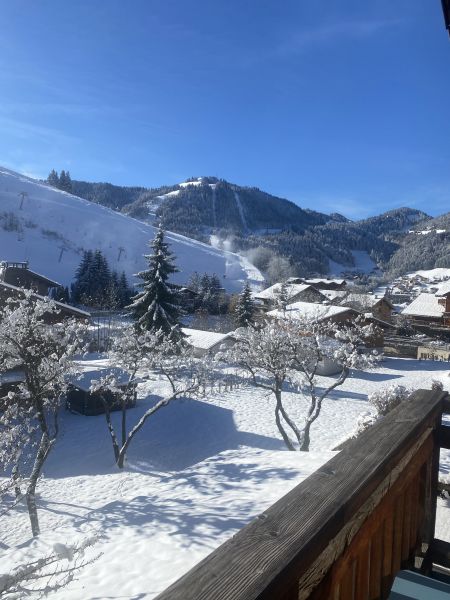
1 356 450 598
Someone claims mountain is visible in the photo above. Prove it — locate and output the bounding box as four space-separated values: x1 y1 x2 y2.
55 173 449 280
386 211 450 276
0 167 263 292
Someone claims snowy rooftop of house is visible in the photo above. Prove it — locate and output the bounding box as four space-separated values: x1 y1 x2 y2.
436 281 450 296
0 281 91 318
254 282 314 301
69 367 137 392
304 278 346 285
321 290 348 301
182 328 233 350
268 301 355 322
401 293 445 318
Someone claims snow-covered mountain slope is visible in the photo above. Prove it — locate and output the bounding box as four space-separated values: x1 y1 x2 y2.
0 167 263 292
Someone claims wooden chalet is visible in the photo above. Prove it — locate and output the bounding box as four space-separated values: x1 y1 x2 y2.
66 367 139 416
254 282 327 310
402 290 450 328
155 388 450 600
0 280 90 323
302 277 347 291
323 291 394 323
182 327 236 357
0 261 60 296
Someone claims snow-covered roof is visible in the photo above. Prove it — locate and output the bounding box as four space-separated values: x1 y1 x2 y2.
436 281 450 297
401 293 445 318
254 282 315 301
304 278 346 285
182 328 233 350
0 281 91 318
321 290 348 301
268 301 355 322
69 367 138 392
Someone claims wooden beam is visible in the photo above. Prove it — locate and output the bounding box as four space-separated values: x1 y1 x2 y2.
155 390 446 600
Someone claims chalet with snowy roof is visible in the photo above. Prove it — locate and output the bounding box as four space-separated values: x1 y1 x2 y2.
302 277 347 291
322 291 394 322
253 282 326 310
267 301 358 325
0 280 90 323
402 291 450 327
0 261 60 296
182 327 236 357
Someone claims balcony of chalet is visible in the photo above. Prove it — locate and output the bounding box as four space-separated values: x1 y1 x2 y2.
155 388 450 600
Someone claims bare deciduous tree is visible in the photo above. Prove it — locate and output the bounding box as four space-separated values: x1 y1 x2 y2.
91 325 207 468
224 315 379 451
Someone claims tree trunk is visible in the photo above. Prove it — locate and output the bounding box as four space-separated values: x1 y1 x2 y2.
274 384 296 451
26 488 40 537
299 422 311 452
25 432 52 537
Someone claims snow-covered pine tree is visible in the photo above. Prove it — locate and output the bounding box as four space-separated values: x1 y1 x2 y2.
128 225 183 338
234 282 255 327
277 280 289 314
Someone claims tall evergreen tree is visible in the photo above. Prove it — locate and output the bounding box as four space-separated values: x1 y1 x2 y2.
47 169 59 187
129 226 183 337
234 282 256 327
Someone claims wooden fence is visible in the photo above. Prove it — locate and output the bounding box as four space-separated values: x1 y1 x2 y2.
155 389 449 600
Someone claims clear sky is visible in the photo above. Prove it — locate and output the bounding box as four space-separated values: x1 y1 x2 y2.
1 0 449 219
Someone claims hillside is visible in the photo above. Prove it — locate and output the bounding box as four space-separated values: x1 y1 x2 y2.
0 168 263 292
59 174 449 279
386 211 450 276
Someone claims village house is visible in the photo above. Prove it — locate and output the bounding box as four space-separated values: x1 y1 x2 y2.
0 280 90 323
301 277 347 291
182 327 236 357
253 281 327 310
322 291 394 322
0 261 60 296
402 289 450 328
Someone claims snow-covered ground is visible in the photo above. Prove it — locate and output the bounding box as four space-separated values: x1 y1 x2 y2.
329 250 378 277
1 356 450 598
0 167 262 292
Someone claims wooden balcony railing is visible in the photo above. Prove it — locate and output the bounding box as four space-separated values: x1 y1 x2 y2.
155 388 450 600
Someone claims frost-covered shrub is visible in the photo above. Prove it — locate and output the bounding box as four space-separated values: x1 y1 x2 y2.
369 384 411 416
432 379 444 392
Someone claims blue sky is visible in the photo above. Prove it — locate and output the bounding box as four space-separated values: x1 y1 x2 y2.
1 0 449 219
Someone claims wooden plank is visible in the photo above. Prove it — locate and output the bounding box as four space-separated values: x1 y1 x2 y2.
155 390 445 600
369 529 382 600
338 562 355 600
354 544 370 600
392 494 404 574
381 513 394 599
401 486 412 563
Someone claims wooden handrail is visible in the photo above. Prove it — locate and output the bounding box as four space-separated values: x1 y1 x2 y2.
155 389 448 600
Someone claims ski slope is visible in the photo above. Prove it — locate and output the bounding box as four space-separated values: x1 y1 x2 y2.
0 167 262 292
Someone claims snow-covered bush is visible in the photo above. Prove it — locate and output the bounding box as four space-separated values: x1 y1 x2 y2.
0 535 100 599
368 384 411 416
0 291 86 536
432 379 444 392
